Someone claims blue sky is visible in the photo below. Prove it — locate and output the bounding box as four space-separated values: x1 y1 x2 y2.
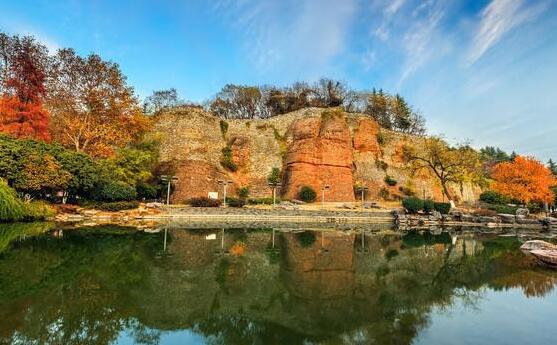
1 0 556 160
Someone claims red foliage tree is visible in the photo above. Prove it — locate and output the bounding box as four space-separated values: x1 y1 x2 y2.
5 37 47 103
0 96 50 141
0 34 50 141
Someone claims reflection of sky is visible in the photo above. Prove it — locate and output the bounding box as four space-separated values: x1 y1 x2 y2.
117 329 206 345
414 287 557 345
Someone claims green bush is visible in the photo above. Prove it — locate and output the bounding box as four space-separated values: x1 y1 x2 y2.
433 202 451 214
398 186 415 196
136 181 158 200
423 199 435 214
22 201 56 220
0 180 26 222
190 197 222 207
219 120 229 138
226 197 245 208
237 186 249 199
402 197 424 214
479 191 509 205
377 132 386 146
247 197 276 205
527 202 543 214
376 160 389 171
220 146 238 172
96 181 137 201
94 201 140 212
298 186 317 202
384 175 397 186
379 187 390 200
485 203 518 214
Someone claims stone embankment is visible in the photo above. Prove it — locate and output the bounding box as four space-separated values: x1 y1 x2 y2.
394 209 557 230
54 203 394 226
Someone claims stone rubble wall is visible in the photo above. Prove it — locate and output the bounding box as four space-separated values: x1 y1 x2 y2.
152 107 480 203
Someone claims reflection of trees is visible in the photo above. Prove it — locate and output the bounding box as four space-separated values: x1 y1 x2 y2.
0 222 54 254
1 227 557 344
491 271 557 298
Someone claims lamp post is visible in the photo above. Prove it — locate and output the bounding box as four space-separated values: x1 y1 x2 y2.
356 186 368 209
161 175 179 205
267 182 282 207
321 185 331 210
217 180 233 207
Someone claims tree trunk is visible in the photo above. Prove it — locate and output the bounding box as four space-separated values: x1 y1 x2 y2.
441 180 452 202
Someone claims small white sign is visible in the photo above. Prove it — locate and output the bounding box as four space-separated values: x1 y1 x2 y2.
206 234 217 240
208 192 219 199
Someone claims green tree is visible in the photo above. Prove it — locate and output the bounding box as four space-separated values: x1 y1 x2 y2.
267 167 281 185
548 159 557 176
366 89 391 129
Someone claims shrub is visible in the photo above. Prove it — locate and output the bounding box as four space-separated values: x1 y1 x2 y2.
423 199 435 214
376 160 389 171
527 202 543 214
379 187 390 200
479 190 509 205
298 186 317 202
384 175 397 186
94 201 140 212
0 179 26 222
247 197 276 205
220 146 238 172
226 197 245 208
136 181 158 200
190 197 222 207
219 120 229 138
402 197 424 214
237 186 249 199
22 201 56 220
377 132 386 146
433 202 451 215
399 186 415 196
96 181 137 201
485 203 518 214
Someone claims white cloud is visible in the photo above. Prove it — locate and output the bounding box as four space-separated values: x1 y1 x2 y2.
212 0 357 77
467 0 546 64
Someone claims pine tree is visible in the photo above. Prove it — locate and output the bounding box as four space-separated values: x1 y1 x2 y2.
548 159 557 176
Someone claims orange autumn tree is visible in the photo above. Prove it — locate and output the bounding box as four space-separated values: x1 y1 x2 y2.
0 96 50 141
46 49 149 157
491 156 557 204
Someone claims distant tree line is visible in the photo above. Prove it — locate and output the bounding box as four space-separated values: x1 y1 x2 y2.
144 79 427 135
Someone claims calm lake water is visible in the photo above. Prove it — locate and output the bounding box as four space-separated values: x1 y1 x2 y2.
1 223 557 345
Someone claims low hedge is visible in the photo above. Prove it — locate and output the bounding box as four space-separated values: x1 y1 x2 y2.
479 191 509 205
423 199 435 214
226 197 245 208
402 197 424 214
247 197 276 205
433 202 451 214
190 197 222 207
485 203 518 215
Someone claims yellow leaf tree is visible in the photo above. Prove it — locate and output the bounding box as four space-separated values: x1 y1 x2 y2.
46 49 150 157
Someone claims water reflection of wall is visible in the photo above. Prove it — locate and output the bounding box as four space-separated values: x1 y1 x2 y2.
281 231 356 300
